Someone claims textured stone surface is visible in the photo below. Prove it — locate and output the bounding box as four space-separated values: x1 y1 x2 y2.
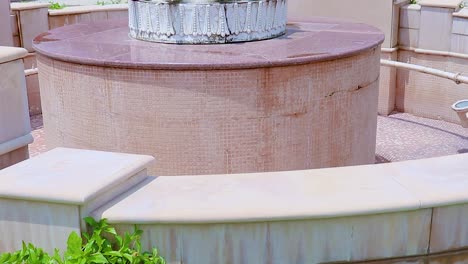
0 0 13 46
128 0 287 44
0 148 153 204
430 204 468 253
0 146 29 170
23 54 42 115
93 154 468 223
30 112 468 162
37 50 381 175
360 248 468 263
0 46 27 64
399 28 420 48
400 4 421 29
0 198 80 254
0 58 30 143
0 48 32 169
111 210 431 264
16 6 49 52
0 147 154 253
29 114 46 157
34 19 383 176
418 6 454 51
375 113 468 163
33 19 384 70
418 0 462 8
396 51 468 124
379 51 397 115
287 0 398 48
48 7 129 29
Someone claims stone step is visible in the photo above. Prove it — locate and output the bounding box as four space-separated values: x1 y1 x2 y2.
0 147 154 253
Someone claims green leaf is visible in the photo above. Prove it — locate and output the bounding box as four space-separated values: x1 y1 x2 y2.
84 216 98 229
104 226 118 236
0 217 165 264
89 253 109 263
123 253 133 263
67 231 83 255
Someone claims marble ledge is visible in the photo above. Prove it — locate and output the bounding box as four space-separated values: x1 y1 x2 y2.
401 3 422 10
0 147 154 205
453 8 468 18
48 4 128 16
94 154 468 224
0 46 28 64
33 18 384 70
10 2 50 11
418 0 462 9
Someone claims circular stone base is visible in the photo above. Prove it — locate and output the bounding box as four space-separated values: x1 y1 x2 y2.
33 18 384 176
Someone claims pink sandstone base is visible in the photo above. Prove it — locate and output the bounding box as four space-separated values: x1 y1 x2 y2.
34 19 384 175
0 146 29 170
37 48 381 176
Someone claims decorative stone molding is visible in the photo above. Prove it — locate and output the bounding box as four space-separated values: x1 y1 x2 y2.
128 0 288 43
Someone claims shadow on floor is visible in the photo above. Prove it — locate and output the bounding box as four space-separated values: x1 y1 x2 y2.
388 116 467 140
375 154 391 164
458 149 468 154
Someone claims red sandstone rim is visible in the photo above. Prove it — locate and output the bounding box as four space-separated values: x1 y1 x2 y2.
33 19 384 70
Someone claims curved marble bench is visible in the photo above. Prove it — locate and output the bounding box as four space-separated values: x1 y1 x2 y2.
92 154 468 264
0 148 154 253
0 46 33 169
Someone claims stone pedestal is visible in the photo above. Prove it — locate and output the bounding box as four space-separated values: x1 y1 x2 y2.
34 18 384 176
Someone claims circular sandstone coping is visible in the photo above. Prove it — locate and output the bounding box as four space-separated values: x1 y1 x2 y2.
33 18 384 70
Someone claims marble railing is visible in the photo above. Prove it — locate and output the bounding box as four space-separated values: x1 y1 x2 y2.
1 147 467 263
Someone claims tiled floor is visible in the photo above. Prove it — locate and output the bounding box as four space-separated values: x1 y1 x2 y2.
30 114 46 157
29 112 468 163
375 112 468 163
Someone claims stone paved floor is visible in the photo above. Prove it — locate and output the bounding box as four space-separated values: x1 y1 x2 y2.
375 112 468 163
29 112 468 163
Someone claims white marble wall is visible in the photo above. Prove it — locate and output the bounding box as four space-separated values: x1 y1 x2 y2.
0 0 13 46
0 47 32 168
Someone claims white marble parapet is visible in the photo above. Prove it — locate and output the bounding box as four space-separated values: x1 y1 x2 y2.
0 147 154 253
0 46 31 168
91 154 468 263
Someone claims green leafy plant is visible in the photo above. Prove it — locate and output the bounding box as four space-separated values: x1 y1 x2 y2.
96 0 106 5
48 2 66 10
0 217 165 264
409 0 417 4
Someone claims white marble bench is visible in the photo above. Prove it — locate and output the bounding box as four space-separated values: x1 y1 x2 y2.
0 46 33 169
92 154 468 264
0 147 154 253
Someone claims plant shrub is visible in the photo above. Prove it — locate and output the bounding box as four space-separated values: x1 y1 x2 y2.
0 217 165 264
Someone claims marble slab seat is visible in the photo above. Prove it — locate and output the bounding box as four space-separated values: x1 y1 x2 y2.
92 154 468 264
0 147 154 253
0 46 33 170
